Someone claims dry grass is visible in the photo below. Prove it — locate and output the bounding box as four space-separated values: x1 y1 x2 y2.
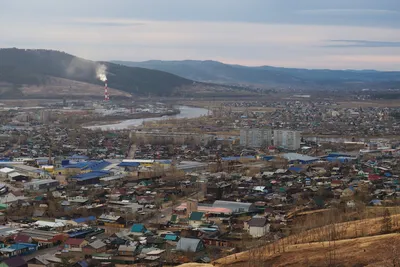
215 233 400 267
205 212 400 267
176 264 214 267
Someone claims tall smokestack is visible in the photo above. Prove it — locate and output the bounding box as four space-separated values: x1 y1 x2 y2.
104 80 110 101
96 64 109 101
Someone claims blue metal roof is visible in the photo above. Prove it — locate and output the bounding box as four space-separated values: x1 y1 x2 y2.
73 216 96 224
131 223 146 233
65 160 111 171
118 162 140 167
164 234 179 241
72 171 110 180
9 243 37 250
222 156 255 161
68 229 93 238
288 166 303 173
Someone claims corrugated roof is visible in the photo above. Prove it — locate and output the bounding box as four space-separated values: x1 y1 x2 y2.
131 224 146 233
118 162 140 167
213 200 256 213
89 239 106 249
248 217 268 227
65 238 86 246
72 171 110 180
176 237 202 252
73 216 96 224
282 153 318 162
189 211 204 221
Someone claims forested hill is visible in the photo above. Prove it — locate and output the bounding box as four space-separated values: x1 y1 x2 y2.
0 48 192 96
113 59 400 88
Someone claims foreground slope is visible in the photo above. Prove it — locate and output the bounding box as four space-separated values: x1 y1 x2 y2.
0 48 192 97
178 212 400 267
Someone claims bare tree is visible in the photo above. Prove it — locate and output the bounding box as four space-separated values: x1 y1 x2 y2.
382 208 393 234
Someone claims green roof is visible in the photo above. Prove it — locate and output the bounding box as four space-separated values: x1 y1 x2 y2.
170 214 178 223
189 211 204 221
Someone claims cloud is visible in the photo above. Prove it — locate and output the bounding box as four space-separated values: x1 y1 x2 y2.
297 9 400 15
70 18 146 27
326 40 400 47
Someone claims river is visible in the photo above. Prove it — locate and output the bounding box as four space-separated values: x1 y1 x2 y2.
85 106 209 130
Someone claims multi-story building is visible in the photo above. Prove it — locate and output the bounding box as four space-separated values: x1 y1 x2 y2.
240 128 273 148
273 130 301 150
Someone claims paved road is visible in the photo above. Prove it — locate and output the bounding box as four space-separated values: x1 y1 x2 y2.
144 192 203 224
144 205 173 224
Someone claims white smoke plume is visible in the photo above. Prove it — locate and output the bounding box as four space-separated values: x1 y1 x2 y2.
96 64 108 82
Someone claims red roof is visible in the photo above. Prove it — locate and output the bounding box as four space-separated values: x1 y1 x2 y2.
368 174 381 181
13 234 31 243
65 238 86 246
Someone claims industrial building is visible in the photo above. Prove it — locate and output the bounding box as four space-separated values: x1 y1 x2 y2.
273 130 301 150
24 179 60 191
240 128 273 148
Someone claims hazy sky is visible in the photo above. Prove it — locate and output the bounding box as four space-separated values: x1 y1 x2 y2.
1 0 400 70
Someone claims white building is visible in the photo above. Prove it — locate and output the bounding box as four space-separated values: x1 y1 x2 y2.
274 130 301 150
240 128 273 148
40 109 51 124
245 217 270 238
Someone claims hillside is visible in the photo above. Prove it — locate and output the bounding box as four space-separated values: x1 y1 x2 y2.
0 48 193 97
113 60 400 88
182 211 400 267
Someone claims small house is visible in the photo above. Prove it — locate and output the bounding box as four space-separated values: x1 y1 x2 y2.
188 211 205 228
64 238 88 249
130 224 146 235
83 240 107 254
118 245 136 256
246 217 270 238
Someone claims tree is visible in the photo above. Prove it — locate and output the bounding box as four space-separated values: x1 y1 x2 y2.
381 208 392 234
56 257 72 267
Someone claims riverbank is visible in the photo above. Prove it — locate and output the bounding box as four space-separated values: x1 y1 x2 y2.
84 106 209 130
81 110 180 127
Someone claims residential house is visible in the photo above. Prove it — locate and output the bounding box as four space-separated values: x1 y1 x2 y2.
83 240 107 255
176 237 205 253
64 238 88 250
245 217 270 238
12 234 32 244
130 224 146 236
0 243 38 258
98 214 125 226
163 234 180 242
0 256 28 267
188 211 205 228
118 245 136 257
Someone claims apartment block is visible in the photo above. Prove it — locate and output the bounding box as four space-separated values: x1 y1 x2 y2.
273 130 301 150
240 128 273 148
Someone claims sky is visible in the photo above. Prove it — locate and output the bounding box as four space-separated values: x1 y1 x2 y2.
1 0 400 70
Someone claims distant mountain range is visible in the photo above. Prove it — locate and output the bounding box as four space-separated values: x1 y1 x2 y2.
113 60 400 88
0 48 192 98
